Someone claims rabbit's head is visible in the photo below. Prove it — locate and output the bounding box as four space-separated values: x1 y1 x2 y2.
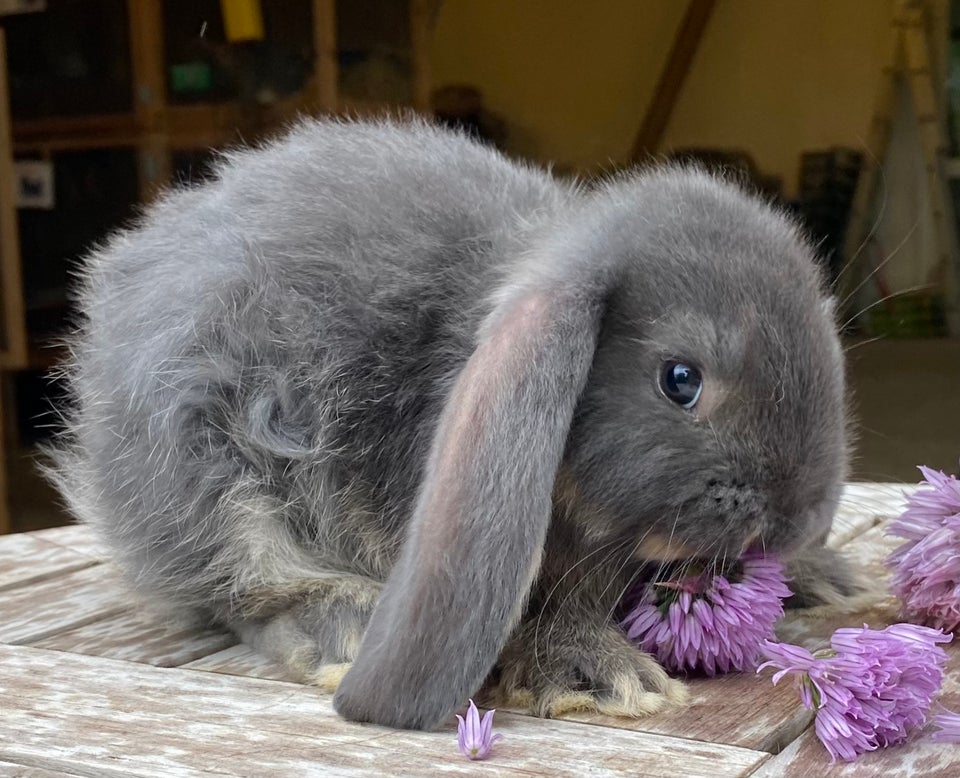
334 166 847 729
559 169 847 566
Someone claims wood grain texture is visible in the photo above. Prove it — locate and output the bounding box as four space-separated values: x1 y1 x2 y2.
0 533 98 593
828 482 913 549
0 644 769 778
181 643 296 681
29 608 236 667
556 669 812 754
0 762 79 778
0 564 130 644
25 525 106 560
0 484 950 777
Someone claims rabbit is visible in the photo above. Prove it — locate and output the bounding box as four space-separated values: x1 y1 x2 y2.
46 117 859 732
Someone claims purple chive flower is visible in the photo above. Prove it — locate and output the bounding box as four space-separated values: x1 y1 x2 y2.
932 708 960 743
758 623 952 762
621 553 792 675
886 464 960 633
456 699 503 760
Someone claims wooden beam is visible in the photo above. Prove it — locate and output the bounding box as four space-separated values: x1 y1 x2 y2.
128 0 171 199
410 0 434 114
0 31 28 372
312 0 339 113
630 0 716 161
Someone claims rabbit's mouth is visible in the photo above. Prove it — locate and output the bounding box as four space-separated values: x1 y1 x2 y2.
634 533 698 562
633 526 765 563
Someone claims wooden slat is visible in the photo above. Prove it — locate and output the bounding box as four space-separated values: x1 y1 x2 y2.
12 113 139 144
29 608 236 667
0 564 129 644
182 643 295 681
0 644 769 778
562 669 812 754
0 762 78 778
12 128 143 154
26 524 105 560
0 533 98 592
828 482 913 548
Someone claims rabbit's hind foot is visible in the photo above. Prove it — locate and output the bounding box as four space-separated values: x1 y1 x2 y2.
232 575 382 690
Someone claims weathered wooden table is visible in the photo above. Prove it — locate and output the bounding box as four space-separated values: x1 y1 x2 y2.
0 483 956 777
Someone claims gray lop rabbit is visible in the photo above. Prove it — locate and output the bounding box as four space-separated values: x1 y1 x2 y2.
48 118 857 731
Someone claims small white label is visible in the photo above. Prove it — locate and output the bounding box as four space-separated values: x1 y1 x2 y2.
14 160 55 209
0 0 46 15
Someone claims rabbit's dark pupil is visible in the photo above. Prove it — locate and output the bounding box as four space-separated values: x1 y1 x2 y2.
659 361 702 409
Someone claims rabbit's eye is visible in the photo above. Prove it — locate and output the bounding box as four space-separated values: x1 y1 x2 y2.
659 361 703 409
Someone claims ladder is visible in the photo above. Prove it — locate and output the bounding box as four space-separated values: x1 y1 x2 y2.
840 0 960 335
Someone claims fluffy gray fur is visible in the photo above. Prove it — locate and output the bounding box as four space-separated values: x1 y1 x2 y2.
47 117 854 731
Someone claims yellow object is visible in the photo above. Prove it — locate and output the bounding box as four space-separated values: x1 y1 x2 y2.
220 0 264 42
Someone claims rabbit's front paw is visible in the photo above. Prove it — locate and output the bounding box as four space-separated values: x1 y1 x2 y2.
785 544 871 609
494 617 687 718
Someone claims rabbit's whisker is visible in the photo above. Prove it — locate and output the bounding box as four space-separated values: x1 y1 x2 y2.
531 537 629 682
840 283 933 333
599 528 662 626
837 217 918 311
833 139 887 289
843 334 886 353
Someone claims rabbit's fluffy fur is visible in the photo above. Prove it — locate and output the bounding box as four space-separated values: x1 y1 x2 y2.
47 118 856 730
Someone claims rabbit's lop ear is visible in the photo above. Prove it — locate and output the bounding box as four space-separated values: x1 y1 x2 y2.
334 282 605 729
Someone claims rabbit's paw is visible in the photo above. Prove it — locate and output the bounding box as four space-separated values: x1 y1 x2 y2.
233 575 382 687
494 618 687 719
785 544 872 609
308 662 354 692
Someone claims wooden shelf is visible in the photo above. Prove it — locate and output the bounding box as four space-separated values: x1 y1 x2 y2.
2 0 436 340
1 2 441 532
13 114 141 153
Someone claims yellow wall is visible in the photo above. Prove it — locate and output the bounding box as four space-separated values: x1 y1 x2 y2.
431 0 899 196
431 0 687 172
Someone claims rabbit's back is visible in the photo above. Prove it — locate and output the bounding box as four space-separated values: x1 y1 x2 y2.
52 119 569 612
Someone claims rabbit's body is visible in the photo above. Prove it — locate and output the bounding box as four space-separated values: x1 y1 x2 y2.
55 121 564 605
50 118 855 731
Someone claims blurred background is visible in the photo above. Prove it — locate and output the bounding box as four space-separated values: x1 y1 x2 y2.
0 0 957 534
